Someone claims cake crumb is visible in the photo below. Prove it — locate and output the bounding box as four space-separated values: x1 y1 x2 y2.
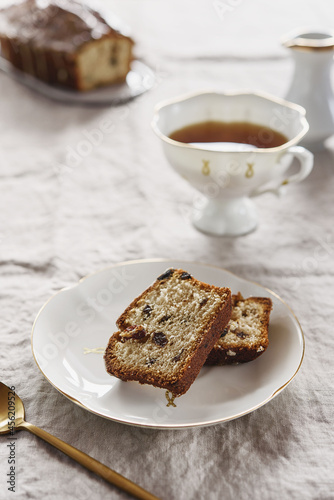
165 391 177 407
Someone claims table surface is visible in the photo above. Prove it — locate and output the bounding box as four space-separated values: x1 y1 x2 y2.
1 1 334 499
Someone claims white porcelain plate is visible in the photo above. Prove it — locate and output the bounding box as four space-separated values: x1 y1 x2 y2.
31 260 304 429
0 57 155 105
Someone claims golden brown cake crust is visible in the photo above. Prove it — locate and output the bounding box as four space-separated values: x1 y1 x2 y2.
205 293 272 365
104 269 232 396
0 0 132 52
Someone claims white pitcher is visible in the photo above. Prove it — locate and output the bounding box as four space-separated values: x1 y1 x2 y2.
282 29 334 150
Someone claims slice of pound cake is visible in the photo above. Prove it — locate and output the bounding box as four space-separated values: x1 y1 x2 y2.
205 292 272 365
104 268 231 396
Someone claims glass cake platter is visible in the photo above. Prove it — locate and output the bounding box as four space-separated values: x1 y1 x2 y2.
31 259 304 429
0 56 155 105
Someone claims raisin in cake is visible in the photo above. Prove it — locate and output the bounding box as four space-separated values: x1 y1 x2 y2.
0 0 134 91
205 293 272 365
104 268 231 396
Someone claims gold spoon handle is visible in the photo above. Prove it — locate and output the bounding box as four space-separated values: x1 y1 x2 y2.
19 421 160 500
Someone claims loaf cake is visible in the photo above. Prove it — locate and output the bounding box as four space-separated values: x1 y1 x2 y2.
104 268 232 396
0 0 134 91
205 293 272 365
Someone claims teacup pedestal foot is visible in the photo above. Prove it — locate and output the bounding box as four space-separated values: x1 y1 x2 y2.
192 197 258 236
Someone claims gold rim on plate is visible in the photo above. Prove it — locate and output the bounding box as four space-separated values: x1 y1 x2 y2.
31 258 305 429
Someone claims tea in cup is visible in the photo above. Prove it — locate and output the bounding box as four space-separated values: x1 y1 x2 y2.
152 91 313 236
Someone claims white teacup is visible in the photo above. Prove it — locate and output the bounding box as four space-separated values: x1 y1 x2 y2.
151 91 313 236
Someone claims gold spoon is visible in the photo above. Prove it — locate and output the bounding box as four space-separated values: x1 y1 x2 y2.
0 382 160 500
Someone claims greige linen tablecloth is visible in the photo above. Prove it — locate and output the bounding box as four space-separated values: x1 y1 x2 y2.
1 1 334 499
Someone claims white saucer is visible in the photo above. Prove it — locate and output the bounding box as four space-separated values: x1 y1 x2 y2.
31 259 304 429
0 57 155 105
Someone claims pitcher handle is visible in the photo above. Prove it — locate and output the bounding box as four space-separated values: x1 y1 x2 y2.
251 146 314 197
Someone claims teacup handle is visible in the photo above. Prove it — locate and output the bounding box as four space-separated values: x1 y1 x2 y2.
251 146 314 197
